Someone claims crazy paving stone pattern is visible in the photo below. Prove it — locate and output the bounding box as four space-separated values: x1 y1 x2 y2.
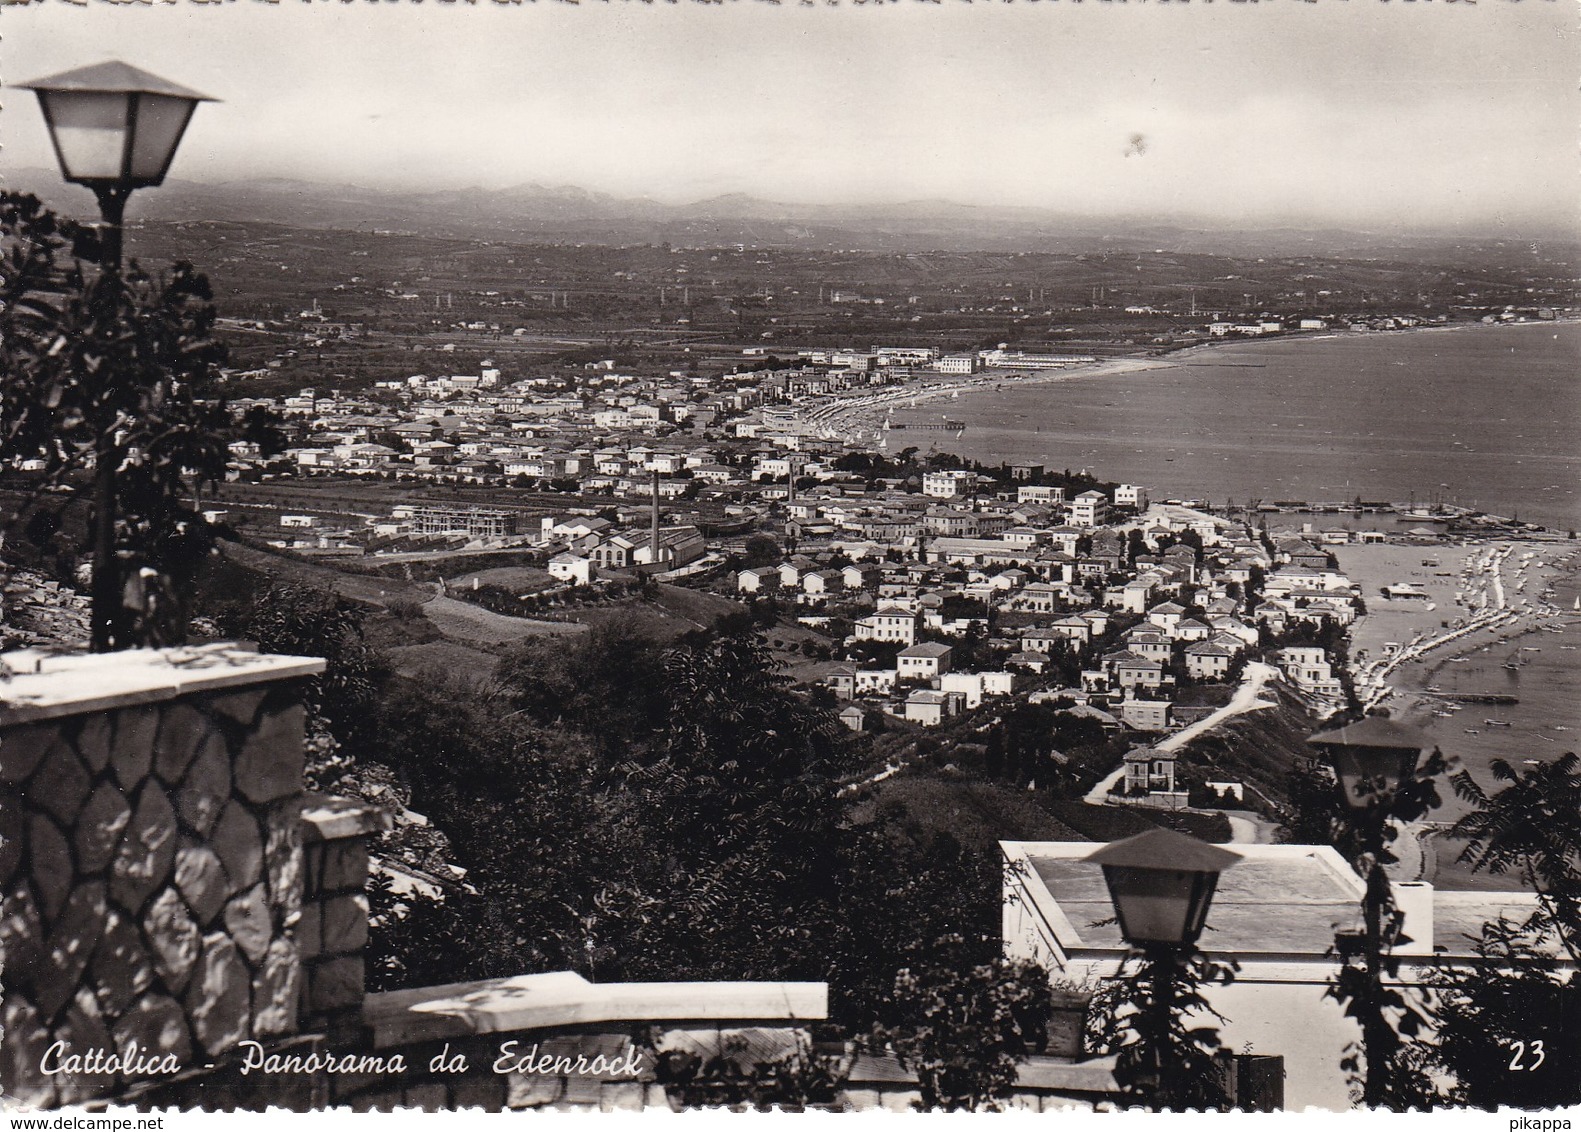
1 682 309 1107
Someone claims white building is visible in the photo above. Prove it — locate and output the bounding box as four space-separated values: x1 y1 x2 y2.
853 607 918 645
548 553 595 586
1070 491 1111 527
1001 838 1570 1111
922 469 976 499
1114 484 1149 510
897 642 952 680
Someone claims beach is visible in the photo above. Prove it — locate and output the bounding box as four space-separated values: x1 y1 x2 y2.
1334 539 1581 816
793 355 1177 448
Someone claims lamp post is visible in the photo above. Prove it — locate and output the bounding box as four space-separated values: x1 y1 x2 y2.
1307 715 1437 1109
16 62 215 652
1086 828 1241 1110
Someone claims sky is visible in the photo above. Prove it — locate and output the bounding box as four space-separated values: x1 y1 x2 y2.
3 0 1577 234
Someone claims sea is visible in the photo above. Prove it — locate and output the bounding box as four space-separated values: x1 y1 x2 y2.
940 321 1581 533
936 321 1581 832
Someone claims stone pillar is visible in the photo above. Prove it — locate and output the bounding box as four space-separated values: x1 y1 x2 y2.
297 795 392 1039
0 643 324 1108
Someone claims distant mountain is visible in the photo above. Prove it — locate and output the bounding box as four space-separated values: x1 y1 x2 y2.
4 166 1574 263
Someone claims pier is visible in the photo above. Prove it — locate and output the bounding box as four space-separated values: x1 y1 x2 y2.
888 419 967 432
1439 693 1520 705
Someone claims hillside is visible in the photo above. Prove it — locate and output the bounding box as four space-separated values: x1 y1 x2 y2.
1172 680 1325 821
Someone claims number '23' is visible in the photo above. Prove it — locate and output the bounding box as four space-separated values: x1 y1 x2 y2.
1508 1040 1546 1071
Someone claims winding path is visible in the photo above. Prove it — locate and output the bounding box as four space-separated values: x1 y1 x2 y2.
1081 662 1281 806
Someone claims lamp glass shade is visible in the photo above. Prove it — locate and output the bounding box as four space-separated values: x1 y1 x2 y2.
1327 744 1419 812
1100 864 1221 947
36 89 199 189
37 89 132 183
127 93 198 184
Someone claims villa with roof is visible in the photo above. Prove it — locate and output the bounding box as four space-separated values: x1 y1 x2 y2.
1001 839 1570 1110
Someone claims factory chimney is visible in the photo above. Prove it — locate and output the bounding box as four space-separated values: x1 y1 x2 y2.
650 467 662 567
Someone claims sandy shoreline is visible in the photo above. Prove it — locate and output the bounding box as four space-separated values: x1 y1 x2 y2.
1334 540 1580 715
791 317 1579 452
793 355 1177 444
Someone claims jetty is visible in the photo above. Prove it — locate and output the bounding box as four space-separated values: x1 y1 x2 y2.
1440 693 1520 705
887 419 966 432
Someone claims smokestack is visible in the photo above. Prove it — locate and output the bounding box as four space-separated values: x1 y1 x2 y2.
650 467 661 566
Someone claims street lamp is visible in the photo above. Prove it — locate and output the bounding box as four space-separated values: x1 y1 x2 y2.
1089 827 1241 948
16 61 215 652
17 61 216 270
1086 829 1241 1109
1307 715 1437 1109
1308 715 1433 813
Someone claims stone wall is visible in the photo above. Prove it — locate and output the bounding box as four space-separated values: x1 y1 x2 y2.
298 795 391 1038
0 644 324 1107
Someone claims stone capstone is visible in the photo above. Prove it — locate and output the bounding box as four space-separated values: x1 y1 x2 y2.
184 932 250 1056
111 783 178 915
144 887 202 995
174 839 230 927
75 780 133 875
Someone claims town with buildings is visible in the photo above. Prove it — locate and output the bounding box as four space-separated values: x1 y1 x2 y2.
190 331 1419 798
4 7 1578 1111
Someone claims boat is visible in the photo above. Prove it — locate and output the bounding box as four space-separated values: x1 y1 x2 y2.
1503 663 1523 670
1484 719 1513 727
1522 647 1541 652
1555 725 1572 732
1464 728 1481 735
1448 657 1466 663
1432 710 1455 718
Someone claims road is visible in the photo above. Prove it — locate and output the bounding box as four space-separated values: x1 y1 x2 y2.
1080 662 1282 807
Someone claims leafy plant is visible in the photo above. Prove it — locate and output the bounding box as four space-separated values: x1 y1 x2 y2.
0 190 279 649
873 933 1054 1111
1418 916 1581 1109
1451 751 1581 962
1088 948 1239 1110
